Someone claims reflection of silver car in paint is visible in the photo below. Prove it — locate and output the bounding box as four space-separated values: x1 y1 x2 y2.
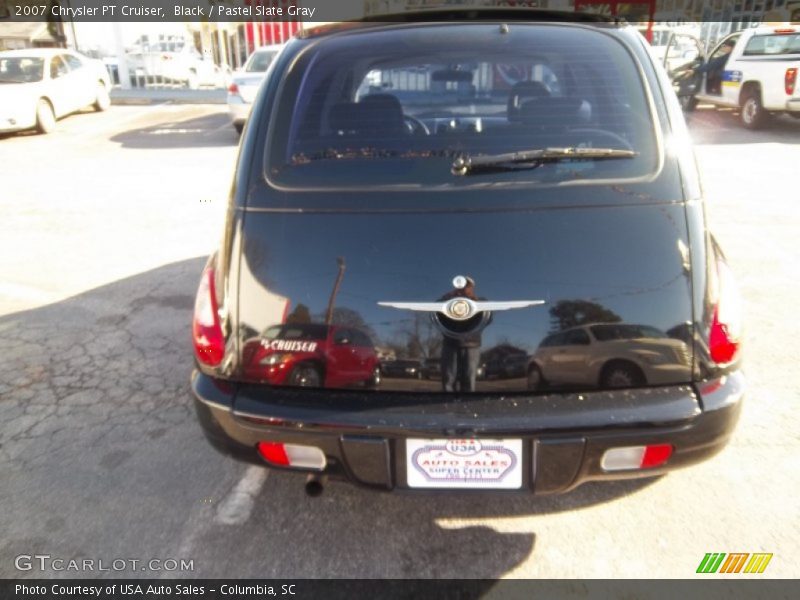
528 324 692 390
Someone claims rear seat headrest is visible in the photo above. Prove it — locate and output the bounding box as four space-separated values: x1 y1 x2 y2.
507 81 551 121
329 94 405 137
515 97 592 129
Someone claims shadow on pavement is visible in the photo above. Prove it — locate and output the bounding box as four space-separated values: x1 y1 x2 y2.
0 258 658 579
110 113 238 149
687 106 800 145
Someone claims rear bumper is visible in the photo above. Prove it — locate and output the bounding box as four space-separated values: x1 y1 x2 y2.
227 96 251 124
786 98 800 113
191 370 744 494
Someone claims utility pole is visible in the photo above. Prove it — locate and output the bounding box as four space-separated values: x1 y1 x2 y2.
325 257 346 325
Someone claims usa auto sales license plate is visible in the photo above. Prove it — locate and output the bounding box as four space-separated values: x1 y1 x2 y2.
406 438 523 489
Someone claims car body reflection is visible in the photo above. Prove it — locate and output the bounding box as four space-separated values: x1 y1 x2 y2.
241 323 380 389
528 323 692 390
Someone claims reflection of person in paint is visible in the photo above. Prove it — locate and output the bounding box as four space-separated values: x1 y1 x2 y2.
439 276 485 392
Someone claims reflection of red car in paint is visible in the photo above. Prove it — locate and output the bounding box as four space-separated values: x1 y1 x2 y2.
241 323 380 389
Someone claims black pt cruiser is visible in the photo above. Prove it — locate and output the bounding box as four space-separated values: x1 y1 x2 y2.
191 10 744 495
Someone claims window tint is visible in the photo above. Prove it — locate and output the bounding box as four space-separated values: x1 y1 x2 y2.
333 328 352 344
266 24 658 189
352 330 373 347
64 54 83 70
564 329 591 345
50 55 69 79
0 57 44 82
591 324 622 341
710 35 740 60
247 50 279 72
743 33 800 56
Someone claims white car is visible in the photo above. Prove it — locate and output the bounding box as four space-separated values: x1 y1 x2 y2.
0 49 111 135
670 25 800 128
126 40 224 89
227 45 284 133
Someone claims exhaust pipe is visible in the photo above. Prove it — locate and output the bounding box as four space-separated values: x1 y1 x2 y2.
305 474 326 497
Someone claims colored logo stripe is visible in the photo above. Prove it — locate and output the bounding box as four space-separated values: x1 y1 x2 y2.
697 553 773 574
697 553 726 573
744 553 773 574
720 553 749 573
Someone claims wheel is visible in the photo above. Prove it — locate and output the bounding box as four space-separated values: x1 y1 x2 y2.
93 82 110 111
740 90 768 130
35 99 56 134
680 95 698 112
600 362 645 389
288 364 322 388
526 364 544 391
233 121 244 135
403 115 430 136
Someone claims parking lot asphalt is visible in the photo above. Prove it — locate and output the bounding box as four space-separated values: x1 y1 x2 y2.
0 103 798 578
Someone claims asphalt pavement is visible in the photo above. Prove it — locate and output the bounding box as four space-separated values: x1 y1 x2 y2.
0 103 798 579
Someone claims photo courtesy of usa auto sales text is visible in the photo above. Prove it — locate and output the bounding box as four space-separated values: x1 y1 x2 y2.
15 584 299 597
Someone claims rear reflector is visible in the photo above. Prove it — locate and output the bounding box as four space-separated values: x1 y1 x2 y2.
257 442 326 470
601 444 673 471
228 82 239 95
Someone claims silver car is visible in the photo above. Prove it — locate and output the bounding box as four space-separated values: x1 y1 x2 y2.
227 45 284 133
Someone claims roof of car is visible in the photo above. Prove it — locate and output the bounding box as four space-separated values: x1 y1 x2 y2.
299 9 621 39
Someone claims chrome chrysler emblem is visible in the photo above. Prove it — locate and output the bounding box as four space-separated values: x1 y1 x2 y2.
448 298 472 319
377 275 545 321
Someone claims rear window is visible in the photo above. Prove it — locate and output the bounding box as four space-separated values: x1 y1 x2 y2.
0 57 44 83
743 33 800 56
246 50 280 73
265 24 659 189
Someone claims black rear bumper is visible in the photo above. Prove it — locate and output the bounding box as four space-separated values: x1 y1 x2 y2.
191 370 744 494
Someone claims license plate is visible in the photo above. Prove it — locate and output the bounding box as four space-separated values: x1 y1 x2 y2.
406 438 523 489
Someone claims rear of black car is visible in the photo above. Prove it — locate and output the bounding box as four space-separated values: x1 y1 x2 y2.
191 15 744 494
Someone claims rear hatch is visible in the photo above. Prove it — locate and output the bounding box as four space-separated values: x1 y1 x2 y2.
237 199 694 393
235 23 694 393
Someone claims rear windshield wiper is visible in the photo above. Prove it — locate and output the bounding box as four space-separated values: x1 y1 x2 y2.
451 147 637 176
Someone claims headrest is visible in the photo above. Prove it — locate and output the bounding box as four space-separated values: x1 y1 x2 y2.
515 97 592 129
507 81 551 121
329 94 405 137
358 94 405 136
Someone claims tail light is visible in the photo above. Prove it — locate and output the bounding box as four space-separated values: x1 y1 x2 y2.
228 82 239 95
786 68 797 96
601 444 673 471
192 263 225 366
708 258 743 365
257 442 327 470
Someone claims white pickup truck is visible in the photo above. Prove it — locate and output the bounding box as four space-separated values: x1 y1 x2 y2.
661 25 800 129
